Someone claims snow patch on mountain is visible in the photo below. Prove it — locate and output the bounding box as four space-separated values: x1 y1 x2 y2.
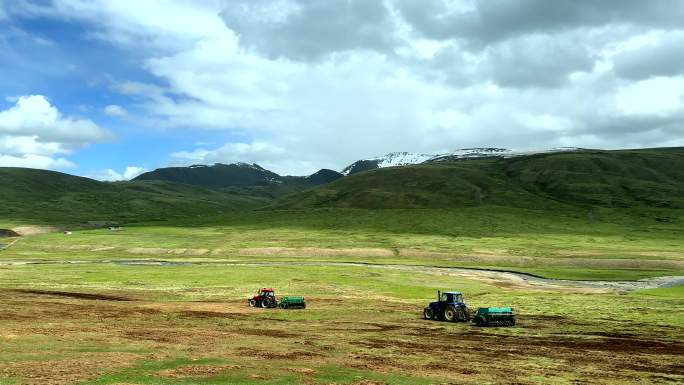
372 152 435 168
341 148 586 174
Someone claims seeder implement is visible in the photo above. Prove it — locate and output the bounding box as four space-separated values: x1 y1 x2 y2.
472 307 516 327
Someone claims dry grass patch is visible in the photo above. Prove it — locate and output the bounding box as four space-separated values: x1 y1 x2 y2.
157 363 242 378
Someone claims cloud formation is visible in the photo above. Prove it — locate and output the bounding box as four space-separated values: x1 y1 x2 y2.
221 0 398 60
2 1 683 175
91 166 146 181
613 31 684 80
103 104 127 117
0 95 111 169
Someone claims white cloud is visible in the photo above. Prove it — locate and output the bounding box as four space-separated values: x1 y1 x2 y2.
171 141 299 173
103 104 127 117
0 95 111 170
0 95 111 144
616 76 684 116
0 153 75 169
91 166 146 181
13 1 684 174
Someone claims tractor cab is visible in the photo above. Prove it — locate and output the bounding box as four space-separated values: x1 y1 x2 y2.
423 290 470 322
440 292 463 304
257 288 275 298
249 288 277 308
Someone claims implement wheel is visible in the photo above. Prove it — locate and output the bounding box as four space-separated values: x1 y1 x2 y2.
444 307 457 322
423 308 433 320
280 302 288 309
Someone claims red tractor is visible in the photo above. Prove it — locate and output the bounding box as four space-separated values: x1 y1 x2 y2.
248 288 277 308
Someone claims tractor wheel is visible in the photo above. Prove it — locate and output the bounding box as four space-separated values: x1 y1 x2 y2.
455 308 466 322
423 308 433 320
248 299 257 307
444 307 457 322
260 298 273 308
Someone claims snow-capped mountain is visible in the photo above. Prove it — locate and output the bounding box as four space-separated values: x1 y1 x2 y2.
341 148 584 175
341 152 434 175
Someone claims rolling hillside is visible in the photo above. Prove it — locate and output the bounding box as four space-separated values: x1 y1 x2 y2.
134 162 343 193
273 147 684 210
0 168 268 225
3 147 684 225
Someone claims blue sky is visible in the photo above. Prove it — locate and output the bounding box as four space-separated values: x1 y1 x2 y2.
1 1 683 179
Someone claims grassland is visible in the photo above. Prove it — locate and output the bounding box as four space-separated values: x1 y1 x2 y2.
3 206 683 281
0 261 682 385
1 207 683 383
1 149 684 384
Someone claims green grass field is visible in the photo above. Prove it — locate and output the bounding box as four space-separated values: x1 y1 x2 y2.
0 262 682 385
1 151 684 384
1 205 683 384
3 207 683 280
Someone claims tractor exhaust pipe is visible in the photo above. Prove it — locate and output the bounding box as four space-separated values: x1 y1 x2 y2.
437 290 441 301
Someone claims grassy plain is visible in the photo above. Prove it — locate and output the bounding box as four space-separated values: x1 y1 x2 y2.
0 263 683 385
3 207 683 280
0 206 683 384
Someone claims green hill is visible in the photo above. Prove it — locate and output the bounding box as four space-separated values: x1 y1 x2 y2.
3 147 684 226
273 147 684 210
134 162 343 193
0 168 267 226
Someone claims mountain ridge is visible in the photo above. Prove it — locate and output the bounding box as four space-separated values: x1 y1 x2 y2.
134 162 344 191
273 147 684 210
341 147 586 175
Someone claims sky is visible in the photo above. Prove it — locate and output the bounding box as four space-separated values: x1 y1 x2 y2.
0 0 683 179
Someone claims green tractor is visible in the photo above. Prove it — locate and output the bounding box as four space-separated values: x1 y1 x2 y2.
472 307 516 327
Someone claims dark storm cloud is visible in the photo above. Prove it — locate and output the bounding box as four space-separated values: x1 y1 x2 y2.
220 0 397 60
613 33 684 80
394 0 684 44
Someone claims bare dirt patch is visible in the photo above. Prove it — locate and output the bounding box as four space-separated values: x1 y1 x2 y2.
9 289 134 301
237 348 323 360
157 364 241 378
0 352 140 385
12 226 60 236
283 367 316 375
140 301 253 316
233 328 299 338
